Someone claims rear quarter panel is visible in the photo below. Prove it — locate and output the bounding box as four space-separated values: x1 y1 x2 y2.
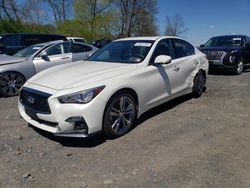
0 60 36 80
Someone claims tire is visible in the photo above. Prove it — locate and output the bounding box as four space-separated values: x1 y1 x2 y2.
234 58 244 75
103 92 136 139
0 72 26 97
192 71 206 98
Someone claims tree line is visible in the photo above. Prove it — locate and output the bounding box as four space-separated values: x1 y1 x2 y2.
0 0 186 42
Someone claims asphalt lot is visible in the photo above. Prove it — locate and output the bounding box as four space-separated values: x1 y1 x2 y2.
0 72 250 188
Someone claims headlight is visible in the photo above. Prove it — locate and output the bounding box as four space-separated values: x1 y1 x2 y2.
58 86 105 104
229 55 236 63
229 50 238 63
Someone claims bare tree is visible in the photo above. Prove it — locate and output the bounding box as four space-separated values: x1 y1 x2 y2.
115 0 158 37
116 0 144 37
133 0 158 36
45 0 72 23
0 0 26 22
73 0 112 40
165 14 188 37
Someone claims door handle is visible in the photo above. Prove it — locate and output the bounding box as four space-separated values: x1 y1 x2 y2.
61 56 70 59
173 66 180 71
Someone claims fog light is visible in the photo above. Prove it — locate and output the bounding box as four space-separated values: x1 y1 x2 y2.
65 116 88 131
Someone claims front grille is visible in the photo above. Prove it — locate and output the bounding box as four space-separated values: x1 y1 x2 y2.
203 51 226 60
20 87 51 114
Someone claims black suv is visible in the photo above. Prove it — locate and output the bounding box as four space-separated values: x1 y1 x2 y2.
199 35 250 75
0 33 67 55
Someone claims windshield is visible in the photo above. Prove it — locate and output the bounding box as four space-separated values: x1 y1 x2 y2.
205 37 244 47
87 40 154 63
13 45 43 58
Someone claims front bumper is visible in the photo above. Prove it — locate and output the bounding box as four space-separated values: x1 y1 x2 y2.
209 60 236 71
18 92 107 138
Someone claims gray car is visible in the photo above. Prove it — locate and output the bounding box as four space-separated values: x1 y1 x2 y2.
0 41 97 97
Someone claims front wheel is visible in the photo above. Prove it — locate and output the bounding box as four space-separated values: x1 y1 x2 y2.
192 71 206 98
0 72 26 97
234 59 244 75
103 92 136 139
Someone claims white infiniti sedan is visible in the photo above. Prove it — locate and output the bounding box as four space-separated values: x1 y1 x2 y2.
18 36 208 138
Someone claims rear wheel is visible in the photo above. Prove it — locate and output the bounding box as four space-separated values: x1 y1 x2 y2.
192 71 206 98
103 92 136 139
0 72 25 97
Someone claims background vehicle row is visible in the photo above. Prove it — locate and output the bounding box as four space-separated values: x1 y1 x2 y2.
0 41 97 97
0 33 67 55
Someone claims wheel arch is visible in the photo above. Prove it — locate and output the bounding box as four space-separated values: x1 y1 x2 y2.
106 87 139 112
200 69 207 79
102 87 139 131
0 70 27 81
190 68 207 88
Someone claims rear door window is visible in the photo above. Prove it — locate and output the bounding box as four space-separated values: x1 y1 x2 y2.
62 42 71 53
70 43 90 53
84 45 92 52
172 39 195 59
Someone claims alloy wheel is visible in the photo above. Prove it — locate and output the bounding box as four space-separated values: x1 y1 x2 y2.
107 95 136 136
193 72 205 98
0 72 25 97
236 61 243 75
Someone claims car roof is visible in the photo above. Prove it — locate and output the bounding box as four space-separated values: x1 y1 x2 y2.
33 40 95 49
212 35 248 38
1 32 65 36
115 36 183 41
35 40 65 46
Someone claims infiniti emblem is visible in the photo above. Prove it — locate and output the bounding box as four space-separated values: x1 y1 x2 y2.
27 96 35 104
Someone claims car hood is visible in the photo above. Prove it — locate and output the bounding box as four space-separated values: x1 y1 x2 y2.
199 46 241 53
28 61 137 90
0 54 26 66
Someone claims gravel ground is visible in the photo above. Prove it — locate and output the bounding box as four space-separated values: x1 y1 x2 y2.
0 72 250 188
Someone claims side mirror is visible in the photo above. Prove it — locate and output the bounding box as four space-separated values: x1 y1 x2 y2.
37 51 50 61
200 44 205 48
154 55 172 64
39 51 48 60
